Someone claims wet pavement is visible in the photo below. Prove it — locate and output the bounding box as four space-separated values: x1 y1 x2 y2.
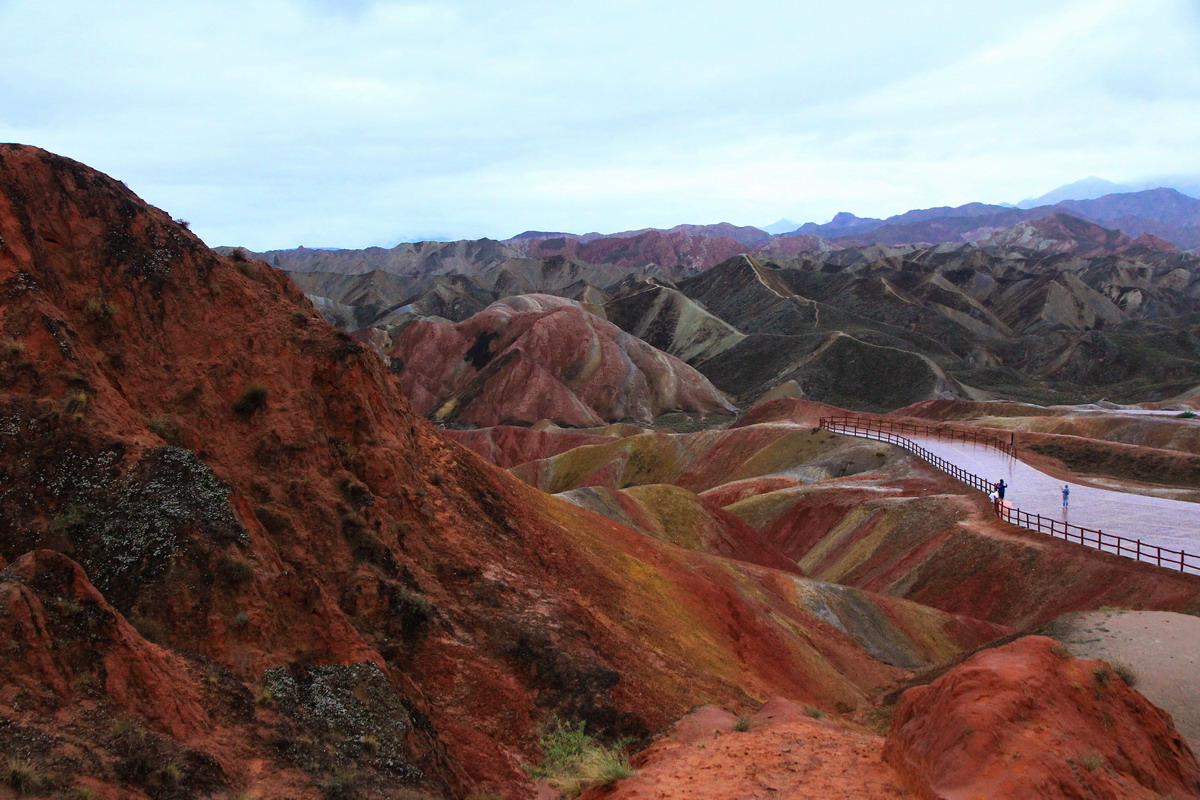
843 428 1200 573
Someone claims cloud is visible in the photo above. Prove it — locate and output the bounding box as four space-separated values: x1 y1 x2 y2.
1 0 1197 247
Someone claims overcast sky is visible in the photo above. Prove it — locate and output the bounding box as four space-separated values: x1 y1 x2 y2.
2 0 1198 248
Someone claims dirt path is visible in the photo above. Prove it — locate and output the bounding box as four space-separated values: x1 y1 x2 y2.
1040 610 1200 752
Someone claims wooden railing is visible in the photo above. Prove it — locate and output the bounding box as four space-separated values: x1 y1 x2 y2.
820 415 1199 576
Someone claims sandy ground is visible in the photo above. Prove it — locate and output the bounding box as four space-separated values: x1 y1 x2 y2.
1040 610 1200 752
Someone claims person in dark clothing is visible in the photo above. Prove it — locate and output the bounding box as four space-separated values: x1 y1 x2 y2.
995 479 1007 500
1062 484 1070 509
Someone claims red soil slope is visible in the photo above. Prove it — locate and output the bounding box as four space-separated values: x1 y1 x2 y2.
584 637 1200 800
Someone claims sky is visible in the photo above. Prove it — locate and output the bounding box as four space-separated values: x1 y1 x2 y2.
2 0 1199 249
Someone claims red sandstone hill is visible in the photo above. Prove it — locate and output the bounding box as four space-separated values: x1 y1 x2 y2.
0 146 1026 799
383 294 737 427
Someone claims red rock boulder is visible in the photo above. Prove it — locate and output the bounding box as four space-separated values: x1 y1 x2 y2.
884 635 1200 799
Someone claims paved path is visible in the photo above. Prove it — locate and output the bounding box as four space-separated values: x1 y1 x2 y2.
845 428 1200 572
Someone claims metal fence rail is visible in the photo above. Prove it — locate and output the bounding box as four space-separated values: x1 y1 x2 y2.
819 415 1199 576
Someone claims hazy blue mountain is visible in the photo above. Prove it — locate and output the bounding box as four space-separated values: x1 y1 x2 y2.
762 218 799 235
1017 176 1131 209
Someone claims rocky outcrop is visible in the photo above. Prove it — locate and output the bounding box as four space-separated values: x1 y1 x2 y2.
884 636 1200 799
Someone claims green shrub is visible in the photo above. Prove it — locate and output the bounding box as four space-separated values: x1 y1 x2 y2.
733 717 751 732
51 596 83 616
160 762 184 785
229 247 250 262
50 504 93 534
806 706 826 719
1080 750 1104 771
233 384 270 416
81 292 118 322
1 338 24 358
146 415 183 446
321 770 360 800
1177 411 1197 419
71 788 99 800
4 760 45 795
530 718 635 797
216 556 255 587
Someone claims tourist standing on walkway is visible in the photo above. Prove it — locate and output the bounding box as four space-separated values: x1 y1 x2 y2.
995 479 1007 500
1062 484 1070 509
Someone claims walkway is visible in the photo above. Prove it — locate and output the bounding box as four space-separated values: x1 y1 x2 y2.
824 418 1199 574
911 435 1198 556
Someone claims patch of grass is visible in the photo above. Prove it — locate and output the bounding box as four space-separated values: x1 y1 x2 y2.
733 716 751 732
2 338 24 358
71 788 99 800
81 291 118 322
233 384 270 416
1050 642 1073 659
63 389 90 420
1094 666 1111 687
232 611 250 628
51 596 83 616
805 706 826 719
291 308 310 327
530 718 635 797
1177 411 1197 419
1080 750 1105 771
5 760 45 795
1112 661 1138 687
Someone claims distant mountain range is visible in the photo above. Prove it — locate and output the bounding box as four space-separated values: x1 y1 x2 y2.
244 186 1200 281
291 218 1200 414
